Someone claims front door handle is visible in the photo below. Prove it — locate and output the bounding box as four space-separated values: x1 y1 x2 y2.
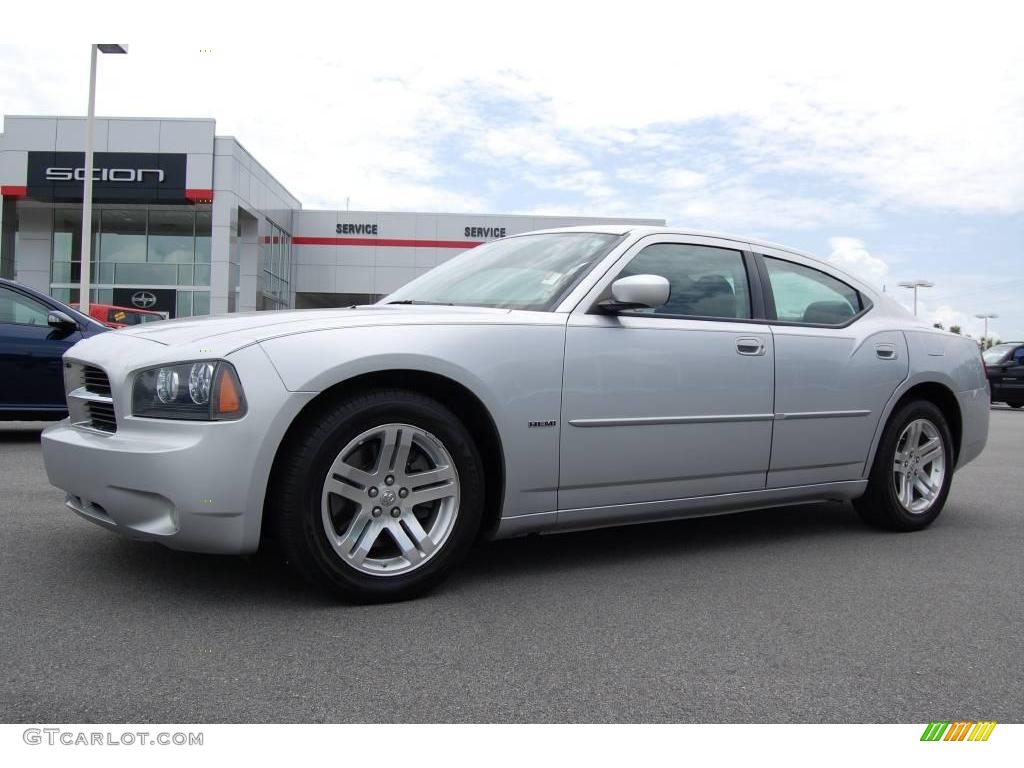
736 337 766 356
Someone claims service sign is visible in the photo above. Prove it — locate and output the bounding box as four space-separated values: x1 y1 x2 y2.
26 151 188 203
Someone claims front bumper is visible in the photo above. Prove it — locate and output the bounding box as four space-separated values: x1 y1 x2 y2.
41 340 311 554
43 417 257 553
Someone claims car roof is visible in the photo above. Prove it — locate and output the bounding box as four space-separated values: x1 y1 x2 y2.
518 225 816 261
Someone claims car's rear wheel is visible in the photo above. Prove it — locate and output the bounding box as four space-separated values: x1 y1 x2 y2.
270 389 484 602
853 399 953 531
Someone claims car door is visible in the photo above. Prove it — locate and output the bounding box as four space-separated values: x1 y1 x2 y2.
994 345 1024 404
0 284 82 413
755 249 909 487
559 235 775 515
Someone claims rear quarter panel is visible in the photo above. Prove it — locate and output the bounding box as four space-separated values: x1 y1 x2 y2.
862 330 989 472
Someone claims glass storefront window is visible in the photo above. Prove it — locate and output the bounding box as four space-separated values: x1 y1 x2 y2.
194 263 211 286
176 290 193 318
50 204 215 318
148 209 196 263
52 262 73 282
192 291 210 316
114 262 178 285
258 222 292 311
100 210 147 263
195 211 212 264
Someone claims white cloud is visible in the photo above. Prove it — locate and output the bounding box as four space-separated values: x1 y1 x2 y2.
476 126 590 169
1 2 1021 221
826 237 890 288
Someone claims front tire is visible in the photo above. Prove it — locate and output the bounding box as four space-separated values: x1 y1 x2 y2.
1010 402 1023 409
269 389 484 602
853 400 953 531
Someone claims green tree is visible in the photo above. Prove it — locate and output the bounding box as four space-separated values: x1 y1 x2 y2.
950 325 962 335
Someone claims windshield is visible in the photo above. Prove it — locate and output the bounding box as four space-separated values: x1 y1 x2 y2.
383 232 623 311
983 343 1016 364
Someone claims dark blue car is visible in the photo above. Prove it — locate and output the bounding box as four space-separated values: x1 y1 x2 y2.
0 278 108 420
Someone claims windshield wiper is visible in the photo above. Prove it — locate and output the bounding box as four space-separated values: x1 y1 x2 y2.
386 300 455 306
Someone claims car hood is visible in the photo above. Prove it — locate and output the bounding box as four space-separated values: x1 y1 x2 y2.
114 305 530 349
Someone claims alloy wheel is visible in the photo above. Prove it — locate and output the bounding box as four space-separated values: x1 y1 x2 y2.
321 423 460 576
892 418 946 514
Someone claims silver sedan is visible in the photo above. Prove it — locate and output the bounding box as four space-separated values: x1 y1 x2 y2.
41 226 990 601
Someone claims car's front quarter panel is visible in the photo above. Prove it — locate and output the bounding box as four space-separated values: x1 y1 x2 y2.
258 317 568 523
41 336 313 553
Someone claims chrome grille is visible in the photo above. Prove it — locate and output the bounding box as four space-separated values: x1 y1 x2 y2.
81 366 112 397
85 401 117 432
66 362 117 434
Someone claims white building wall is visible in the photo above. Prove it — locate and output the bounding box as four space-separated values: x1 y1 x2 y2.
10 204 51 292
211 136 301 313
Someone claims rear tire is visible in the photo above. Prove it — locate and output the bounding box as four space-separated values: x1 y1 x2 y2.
853 399 953 532
269 389 484 602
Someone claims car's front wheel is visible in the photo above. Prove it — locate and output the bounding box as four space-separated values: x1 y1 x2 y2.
853 399 954 531
269 389 484 602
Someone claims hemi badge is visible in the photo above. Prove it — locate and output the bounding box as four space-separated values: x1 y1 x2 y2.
528 420 557 428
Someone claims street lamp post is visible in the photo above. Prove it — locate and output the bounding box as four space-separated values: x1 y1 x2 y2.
975 313 998 346
898 279 934 316
79 43 128 313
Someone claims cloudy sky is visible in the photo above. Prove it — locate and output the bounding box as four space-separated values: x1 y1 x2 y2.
2 1 1022 336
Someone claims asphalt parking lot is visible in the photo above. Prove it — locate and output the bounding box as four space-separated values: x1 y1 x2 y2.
1 409 1022 723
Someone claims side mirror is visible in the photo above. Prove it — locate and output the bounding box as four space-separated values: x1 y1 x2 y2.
47 310 78 331
601 274 671 312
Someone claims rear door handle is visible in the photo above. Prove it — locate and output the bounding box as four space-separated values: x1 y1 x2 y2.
736 337 766 356
876 343 897 360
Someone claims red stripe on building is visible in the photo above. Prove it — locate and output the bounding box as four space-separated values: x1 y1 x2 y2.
293 237 483 249
1 185 27 198
185 188 215 203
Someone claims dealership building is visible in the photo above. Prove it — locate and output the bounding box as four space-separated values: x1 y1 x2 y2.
0 114 662 317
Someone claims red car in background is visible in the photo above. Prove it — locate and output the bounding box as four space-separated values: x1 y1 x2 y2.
71 303 167 329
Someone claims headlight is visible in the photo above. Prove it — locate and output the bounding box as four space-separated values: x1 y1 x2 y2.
132 361 246 421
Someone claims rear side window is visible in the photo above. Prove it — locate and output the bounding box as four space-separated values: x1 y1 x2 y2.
763 256 862 325
618 243 752 319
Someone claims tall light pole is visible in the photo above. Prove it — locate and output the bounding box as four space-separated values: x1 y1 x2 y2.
975 313 998 345
79 43 128 313
898 279 934 316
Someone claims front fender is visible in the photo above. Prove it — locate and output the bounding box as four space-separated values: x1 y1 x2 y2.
258 324 568 519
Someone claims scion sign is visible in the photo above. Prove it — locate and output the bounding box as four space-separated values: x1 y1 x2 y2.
27 152 187 203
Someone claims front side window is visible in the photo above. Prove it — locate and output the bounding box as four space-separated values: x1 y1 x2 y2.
385 232 623 311
617 243 752 319
0 286 51 326
763 256 862 325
